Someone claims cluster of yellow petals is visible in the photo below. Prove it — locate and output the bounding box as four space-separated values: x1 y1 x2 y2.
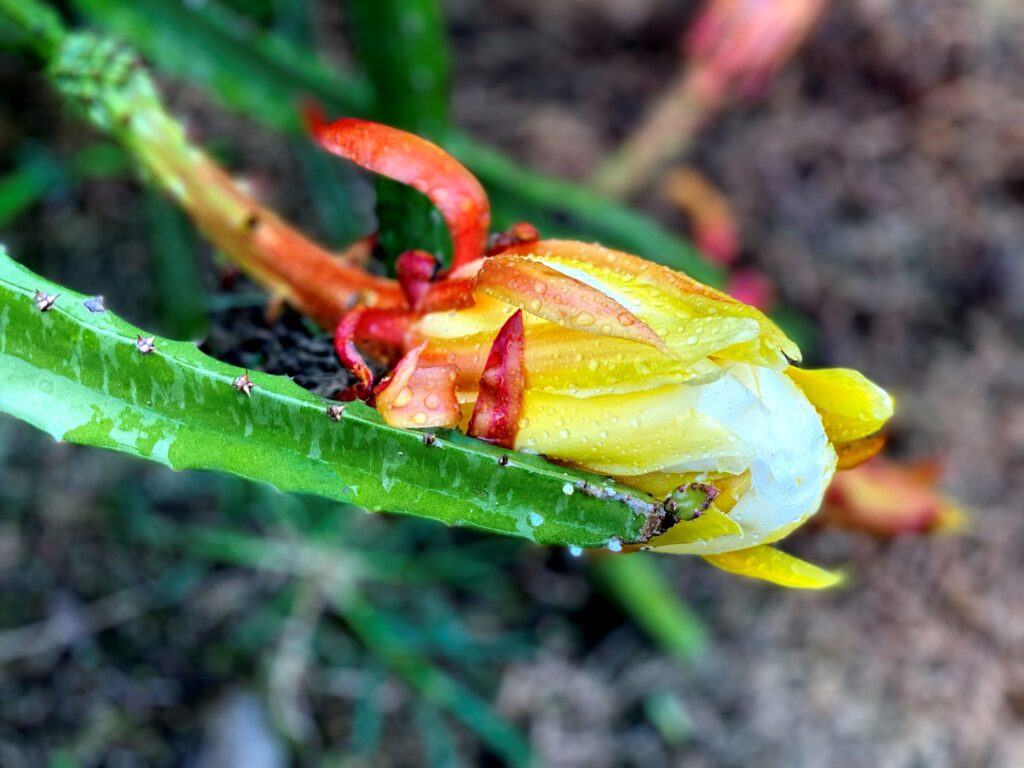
400 240 893 587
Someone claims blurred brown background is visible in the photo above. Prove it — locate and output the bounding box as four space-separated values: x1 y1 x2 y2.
2 0 1023 765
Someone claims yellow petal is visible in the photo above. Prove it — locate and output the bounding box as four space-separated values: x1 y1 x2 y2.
414 293 516 339
703 545 844 589
648 508 744 547
514 384 751 476
614 470 751 508
786 367 894 443
499 239 800 366
834 435 887 470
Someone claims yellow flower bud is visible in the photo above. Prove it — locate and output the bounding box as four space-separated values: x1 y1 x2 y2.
411 240 893 587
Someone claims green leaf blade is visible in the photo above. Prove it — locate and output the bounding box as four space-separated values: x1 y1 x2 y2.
0 247 659 549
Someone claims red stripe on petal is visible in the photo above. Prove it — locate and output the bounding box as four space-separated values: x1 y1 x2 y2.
375 343 461 429
468 310 526 448
310 118 490 270
476 255 670 354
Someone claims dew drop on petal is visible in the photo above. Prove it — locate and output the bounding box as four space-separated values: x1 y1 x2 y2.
393 386 413 408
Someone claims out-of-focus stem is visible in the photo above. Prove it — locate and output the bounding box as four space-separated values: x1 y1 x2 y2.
0 0 64 57
46 32 403 327
593 72 718 200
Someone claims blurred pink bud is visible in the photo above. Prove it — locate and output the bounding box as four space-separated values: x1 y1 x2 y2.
726 268 776 311
685 0 826 102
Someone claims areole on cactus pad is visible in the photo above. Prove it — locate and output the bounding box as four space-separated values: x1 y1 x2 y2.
310 116 894 589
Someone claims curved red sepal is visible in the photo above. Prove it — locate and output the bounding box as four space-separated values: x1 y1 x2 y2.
334 307 375 395
310 117 491 270
334 306 416 396
467 309 526 448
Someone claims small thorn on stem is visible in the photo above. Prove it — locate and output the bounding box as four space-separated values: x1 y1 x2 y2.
327 404 345 422
34 291 57 312
233 371 255 396
135 335 156 355
497 454 510 466
242 211 261 233
84 296 106 313
422 432 437 447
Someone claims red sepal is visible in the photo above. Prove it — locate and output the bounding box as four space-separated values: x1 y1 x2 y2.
396 249 439 309
374 343 461 429
467 309 526 448
334 306 415 396
309 117 490 270
334 307 374 396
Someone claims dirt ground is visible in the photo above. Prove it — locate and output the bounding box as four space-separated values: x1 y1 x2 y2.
2 0 1024 766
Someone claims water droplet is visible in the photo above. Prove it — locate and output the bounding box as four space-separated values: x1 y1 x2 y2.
528 512 544 527
562 482 574 496
558 428 570 440
393 386 413 408
607 537 623 553
572 312 595 326
412 412 427 425
424 393 441 410
617 311 635 327
568 545 583 557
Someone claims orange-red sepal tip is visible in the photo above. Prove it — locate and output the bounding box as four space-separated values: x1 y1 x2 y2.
396 249 438 309
467 310 526 448
309 117 491 270
375 343 461 429
486 222 540 256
